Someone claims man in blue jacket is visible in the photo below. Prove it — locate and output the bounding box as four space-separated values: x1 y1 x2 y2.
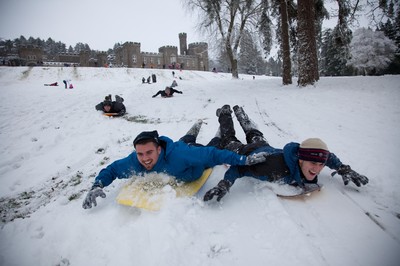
203 105 369 202
82 120 269 209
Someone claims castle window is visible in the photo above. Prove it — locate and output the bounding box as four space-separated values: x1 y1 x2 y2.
132 55 137 63
170 56 176 63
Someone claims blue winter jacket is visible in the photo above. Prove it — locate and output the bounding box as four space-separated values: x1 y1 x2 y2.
223 142 343 186
93 136 247 187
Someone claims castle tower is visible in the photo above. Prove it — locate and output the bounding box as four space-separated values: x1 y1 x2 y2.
179 32 188 56
188 42 209 71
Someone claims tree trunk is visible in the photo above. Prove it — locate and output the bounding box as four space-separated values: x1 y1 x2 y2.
280 0 292 85
226 40 239 78
297 0 319 86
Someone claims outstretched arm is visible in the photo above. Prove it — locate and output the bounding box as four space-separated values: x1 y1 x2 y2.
327 152 369 187
171 88 182 94
95 103 104 111
331 165 369 187
152 91 162 98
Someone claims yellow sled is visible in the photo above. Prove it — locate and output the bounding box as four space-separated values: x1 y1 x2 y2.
116 168 212 211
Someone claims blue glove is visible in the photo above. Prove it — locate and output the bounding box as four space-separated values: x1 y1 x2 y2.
82 186 106 209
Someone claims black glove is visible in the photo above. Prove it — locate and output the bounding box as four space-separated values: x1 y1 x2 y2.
82 185 106 209
152 95 156 98
203 180 232 202
331 164 369 187
245 152 269 165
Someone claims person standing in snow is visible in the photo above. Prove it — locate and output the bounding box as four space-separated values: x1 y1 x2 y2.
82 120 270 209
152 86 182 98
203 104 369 202
95 94 126 116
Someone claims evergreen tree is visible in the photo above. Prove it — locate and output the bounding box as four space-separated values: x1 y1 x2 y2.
266 57 282 76
215 40 231 73
278 0 292 84
378 2 400 74
297 0 319 86
320 28 352 76
238 31 265 75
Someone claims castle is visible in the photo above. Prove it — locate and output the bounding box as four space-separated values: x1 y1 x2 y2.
15 33 209 71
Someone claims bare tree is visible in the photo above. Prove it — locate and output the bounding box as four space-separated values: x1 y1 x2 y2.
184 0 271 79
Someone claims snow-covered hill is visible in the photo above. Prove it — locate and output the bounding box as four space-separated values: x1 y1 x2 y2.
0 66 399 266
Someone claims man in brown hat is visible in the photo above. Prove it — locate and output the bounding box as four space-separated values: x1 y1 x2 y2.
203 105 369 202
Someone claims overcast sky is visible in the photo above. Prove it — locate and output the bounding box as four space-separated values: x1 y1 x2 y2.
0 0 373 55
0 0 204 52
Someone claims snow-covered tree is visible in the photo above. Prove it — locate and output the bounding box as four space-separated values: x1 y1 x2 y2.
320 28 352 76
238 31 266 75
347 28 397 75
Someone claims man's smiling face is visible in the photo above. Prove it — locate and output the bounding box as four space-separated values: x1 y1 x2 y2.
135 142 161 170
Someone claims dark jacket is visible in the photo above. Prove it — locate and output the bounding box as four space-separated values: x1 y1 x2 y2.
152 88 182 98
95 101 126 116
93 136 248 187
223 142 343 186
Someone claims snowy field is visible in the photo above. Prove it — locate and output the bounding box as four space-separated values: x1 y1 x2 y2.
0 66 399 266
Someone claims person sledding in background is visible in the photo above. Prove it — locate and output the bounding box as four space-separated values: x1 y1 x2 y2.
203 104 369 202
152 86 183 98
95 94 126 116
44 82 58 86
82 120 270 209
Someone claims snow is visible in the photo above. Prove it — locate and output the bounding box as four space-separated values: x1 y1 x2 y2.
0 66 399 266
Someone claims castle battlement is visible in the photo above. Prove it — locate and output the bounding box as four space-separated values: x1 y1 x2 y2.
60 52 79 56
188 42 208 48
142 52 160 55
159 45 178 49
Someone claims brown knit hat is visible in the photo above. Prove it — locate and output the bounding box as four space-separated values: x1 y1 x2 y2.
298 138 329 163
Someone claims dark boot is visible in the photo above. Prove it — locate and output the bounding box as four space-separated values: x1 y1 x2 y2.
115 95 124 103
216 104 232 117
185 119 203 138
217 106 243 152
233 105 258 134
233 105 268 145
